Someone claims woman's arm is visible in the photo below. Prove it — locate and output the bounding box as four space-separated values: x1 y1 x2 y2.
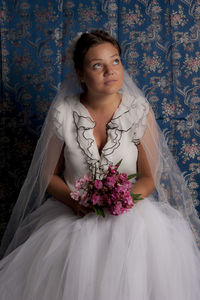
46 144 93 216
132 142 155 199
46 145 71 205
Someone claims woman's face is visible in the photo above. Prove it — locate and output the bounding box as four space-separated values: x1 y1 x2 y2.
79 42 124 97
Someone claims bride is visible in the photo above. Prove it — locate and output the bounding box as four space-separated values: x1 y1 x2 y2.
0 30 200 300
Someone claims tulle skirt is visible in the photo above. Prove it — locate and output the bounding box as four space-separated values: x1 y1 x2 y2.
0 196 200 300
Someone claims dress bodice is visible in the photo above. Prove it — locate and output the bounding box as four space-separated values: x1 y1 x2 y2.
54 93 149 191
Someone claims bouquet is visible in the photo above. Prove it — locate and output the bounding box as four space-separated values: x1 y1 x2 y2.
70 159 143 217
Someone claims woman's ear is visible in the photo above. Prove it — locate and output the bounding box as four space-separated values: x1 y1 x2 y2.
76 69 87 91
76 69 84 83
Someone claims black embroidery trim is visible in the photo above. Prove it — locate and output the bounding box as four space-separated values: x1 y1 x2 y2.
73 111 99 173
73 109 135 178
72 96 149 178
102 111 134 156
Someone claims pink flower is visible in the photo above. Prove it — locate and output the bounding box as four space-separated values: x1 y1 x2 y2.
110 191 119 203
105 176 116 188
70 190 80 201
116 185 127 194
80 191 89 206
71 159 140 217
92 194 101 205
124 181 132 189
111 201 122 215
127 195 134 206
75 175 90 189
103 194 111 205
108 165 117 174
83 175 90 182
119 173 128 181
75 178 85 189
94 179 103 190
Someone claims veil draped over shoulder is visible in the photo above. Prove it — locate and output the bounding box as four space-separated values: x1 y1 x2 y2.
1 66 200 258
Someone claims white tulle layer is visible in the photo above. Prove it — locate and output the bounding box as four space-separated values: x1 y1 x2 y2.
0 197 200 300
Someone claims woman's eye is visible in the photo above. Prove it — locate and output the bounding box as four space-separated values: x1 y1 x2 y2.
92 63 102 70
113 58 120 65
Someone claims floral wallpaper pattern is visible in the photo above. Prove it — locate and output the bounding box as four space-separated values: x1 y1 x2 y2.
0 0 200 241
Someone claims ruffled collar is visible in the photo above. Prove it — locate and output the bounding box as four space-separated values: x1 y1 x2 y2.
71 93 148 177
72 92 139 127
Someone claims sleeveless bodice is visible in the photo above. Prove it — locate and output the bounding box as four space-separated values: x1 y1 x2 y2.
54 93 149 191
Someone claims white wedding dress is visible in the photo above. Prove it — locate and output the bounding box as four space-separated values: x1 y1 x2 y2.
0 93 200 300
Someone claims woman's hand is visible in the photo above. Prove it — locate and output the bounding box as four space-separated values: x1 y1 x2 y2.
133 143 155 198
47 145 94 217
68 198 94 217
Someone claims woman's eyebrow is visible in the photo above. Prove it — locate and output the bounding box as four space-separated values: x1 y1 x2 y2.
88 54 119 63
89 58 103 63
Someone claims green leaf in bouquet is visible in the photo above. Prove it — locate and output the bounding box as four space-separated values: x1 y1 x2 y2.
127 173 138 180
130 192 143 204
116 159 123 169
93 205 105 217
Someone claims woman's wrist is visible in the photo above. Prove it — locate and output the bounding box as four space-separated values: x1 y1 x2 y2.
47 175 72 205
132 176 155 198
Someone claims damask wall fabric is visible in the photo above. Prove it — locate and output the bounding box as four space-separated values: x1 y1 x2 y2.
0 0 200 241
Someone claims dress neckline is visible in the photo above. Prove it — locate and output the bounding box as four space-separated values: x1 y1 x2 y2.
78 93 123 125
77 93 126 157
73 92 132 124
72 93 131 159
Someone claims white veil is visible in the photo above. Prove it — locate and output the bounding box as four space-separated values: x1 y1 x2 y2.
1 52 200 259
122 72 200 244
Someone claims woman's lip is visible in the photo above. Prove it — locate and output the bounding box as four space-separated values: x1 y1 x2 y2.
104 80 117 85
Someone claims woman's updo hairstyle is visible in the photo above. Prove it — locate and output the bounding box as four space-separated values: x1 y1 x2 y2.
73 30 121 71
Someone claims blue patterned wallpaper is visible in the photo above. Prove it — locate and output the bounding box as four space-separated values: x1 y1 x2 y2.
0 0 200 241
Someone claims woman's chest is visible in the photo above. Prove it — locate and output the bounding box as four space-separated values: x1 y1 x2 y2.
93 122 108 155
63 116 138 181
89 110 119 154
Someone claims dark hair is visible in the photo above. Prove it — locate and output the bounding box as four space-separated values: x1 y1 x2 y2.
73 30 121 71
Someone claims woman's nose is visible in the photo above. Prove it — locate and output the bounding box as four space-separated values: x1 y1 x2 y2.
104 64 114 75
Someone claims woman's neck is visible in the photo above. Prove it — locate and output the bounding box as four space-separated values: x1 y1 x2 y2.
80 92 121 112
